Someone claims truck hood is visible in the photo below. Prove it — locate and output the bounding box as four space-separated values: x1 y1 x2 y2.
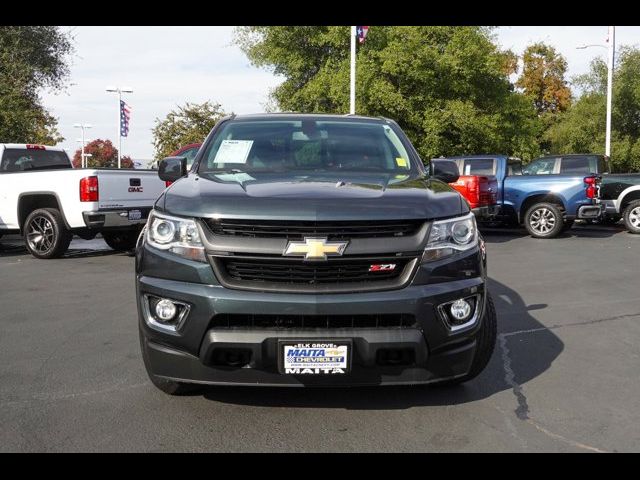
157 171 467 221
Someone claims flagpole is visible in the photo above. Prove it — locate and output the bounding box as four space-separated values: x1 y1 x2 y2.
350 26 356 115
106 85 133 169
118 90 122 169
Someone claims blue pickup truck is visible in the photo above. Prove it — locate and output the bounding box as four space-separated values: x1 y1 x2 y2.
437 155 603 238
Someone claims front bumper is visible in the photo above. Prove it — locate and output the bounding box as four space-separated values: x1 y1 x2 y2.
137 266 487 387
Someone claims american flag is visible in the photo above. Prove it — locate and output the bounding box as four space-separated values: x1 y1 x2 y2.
356 26 369 44
120 100 131 137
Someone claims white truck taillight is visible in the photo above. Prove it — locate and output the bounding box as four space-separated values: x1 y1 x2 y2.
80 176 99 202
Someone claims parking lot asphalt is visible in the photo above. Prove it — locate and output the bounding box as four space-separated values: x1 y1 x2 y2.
1 223 639 452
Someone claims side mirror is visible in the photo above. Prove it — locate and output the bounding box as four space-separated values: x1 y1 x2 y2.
158 156 187 182
430 160 460 184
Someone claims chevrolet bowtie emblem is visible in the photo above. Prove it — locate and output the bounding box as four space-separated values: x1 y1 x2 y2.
283 237 348 261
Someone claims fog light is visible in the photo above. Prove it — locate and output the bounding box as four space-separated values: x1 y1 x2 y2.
450 299 472 322
155 299 177 322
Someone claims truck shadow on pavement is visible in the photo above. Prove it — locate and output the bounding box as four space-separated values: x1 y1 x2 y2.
480 223 623 244
0 241 28 257
0 236 127 259
62 248 128 259
201 278 564 410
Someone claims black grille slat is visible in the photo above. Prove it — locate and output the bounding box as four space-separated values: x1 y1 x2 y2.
210 313 417 329
204 219 423 239
221 257 409 284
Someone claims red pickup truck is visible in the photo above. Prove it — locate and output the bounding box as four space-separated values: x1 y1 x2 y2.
431 158 499 220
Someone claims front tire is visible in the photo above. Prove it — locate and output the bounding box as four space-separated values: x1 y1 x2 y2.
139 330 200 395
434 292 497 386
623 200 640 234
24 208 72 259
102 229 140 251
524 202 564 238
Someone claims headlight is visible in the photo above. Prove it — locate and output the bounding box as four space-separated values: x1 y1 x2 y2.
423 212 478 261
146 210 206 262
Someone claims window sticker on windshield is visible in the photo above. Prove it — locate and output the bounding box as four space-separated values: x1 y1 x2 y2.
395 157 408 168
465 164 471 175
214 173 255 183
213 140 254 164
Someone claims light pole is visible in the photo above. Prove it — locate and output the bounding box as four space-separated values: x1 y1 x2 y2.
105 85 133 168
606 26 615 159
73 123 92 168
577 26 615 158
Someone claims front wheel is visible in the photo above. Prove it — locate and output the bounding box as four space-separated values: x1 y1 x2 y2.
24 208 72 259
433 293 497 386
102 229 140 251
623 200 640 234
524 202 564 238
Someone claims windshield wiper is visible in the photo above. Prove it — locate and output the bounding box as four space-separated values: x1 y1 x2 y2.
205 168 247 175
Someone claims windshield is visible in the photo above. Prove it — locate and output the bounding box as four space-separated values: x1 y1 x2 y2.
1 148 71 172
197 119 415 176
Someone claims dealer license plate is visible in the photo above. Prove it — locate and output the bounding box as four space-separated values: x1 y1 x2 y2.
281 342 350 375
128 209 142 221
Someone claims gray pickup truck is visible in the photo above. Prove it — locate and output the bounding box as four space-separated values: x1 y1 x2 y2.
135 113 497 394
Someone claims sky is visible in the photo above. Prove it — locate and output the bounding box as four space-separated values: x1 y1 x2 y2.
40 26 640 162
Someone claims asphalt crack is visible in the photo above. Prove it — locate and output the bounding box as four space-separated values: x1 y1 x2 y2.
501 311 640 338
0 381 149 407
498 334 529 421
494 312 638 453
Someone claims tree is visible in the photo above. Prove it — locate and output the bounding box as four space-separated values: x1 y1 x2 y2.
516 43 572 115
152 101 228 159
545 48 640 172
235 26 540 161
72 139 133 168
0 26 73 144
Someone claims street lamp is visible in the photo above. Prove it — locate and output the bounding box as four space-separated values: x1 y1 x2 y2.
73 123 92 168
577 26 615 159
105 85 133 168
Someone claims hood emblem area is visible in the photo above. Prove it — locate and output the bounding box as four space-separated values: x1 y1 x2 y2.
283 237 349 261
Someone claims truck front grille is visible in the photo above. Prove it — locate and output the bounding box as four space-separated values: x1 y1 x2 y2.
220 257 410 284
204 219 423 239
210 313 417 329
209 255 419 293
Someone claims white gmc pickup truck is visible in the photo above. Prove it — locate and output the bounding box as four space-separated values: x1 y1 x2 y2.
0 144 167 259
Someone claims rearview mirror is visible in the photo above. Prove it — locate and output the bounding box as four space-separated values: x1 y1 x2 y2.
158 156 187 182
430 159 460 184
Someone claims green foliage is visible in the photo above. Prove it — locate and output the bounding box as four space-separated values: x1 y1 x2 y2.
544 92 605 154
235 26 541 162
547 47 640 172
0 26 73 144
152 101 229 160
